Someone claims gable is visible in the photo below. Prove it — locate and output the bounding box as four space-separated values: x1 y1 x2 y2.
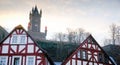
62 35 115 65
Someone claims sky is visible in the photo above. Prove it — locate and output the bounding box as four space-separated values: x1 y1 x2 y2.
0 0 120 45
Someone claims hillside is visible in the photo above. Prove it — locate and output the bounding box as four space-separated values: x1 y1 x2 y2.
36 40 78 62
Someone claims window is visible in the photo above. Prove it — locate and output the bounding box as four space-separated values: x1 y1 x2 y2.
20 36 26 43
14 58 20 65
12 56 21 65
98 53 104 62
88 39 91 44
11 35 26 44
12 36 17 43
78 50 87 60
26 56 35 65
81 50 87 60
0 57 7 65
78 51 80 58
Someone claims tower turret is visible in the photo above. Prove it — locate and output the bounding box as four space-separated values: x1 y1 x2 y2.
45 26 47 36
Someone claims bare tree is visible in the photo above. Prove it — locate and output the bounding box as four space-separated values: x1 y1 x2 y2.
52 32 67 42
67 28 90 44
104 39 112 46
110 23 117 45
52 28 90 44
115 26 120 45
104 23 120 46
67 28 77 43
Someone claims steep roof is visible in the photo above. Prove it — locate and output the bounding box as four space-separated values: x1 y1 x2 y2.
0 25 54 65
0 25 8 42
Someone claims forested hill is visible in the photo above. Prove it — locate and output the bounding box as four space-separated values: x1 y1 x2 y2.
36 40 78 62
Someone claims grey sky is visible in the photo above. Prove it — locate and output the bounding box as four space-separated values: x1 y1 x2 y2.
0 0 120 45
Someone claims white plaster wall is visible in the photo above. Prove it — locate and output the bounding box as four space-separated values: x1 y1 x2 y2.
23 56 25 65
99 64 103 65
28 37 34 43
22 31 26 34
77 60 81 65
37 60 41 65
88 55 91 60
88 44 91 48
3 37 10 44
83 61 87 65
9 57 11 65
92 45 95 49
72 59 75 65
66 60 70 65
12 31 16 35
36 47 39 52
2 46 8 53
94 63 97 65
11 46 17 52
73 55 76 58
94 56 98 61
27 45 34 53
19 46 25 52
82 45 86 48
89 62 93 65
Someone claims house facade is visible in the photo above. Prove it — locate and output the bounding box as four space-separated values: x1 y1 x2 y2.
0 25 54 65
61 35 115 65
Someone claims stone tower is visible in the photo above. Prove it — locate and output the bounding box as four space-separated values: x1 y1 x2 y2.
28 6 47 40
28 6 42 32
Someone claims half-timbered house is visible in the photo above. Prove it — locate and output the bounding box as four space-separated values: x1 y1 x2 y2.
0 25 54 65
61 35 115 65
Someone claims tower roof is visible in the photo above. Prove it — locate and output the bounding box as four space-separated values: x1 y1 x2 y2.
32 6 39 14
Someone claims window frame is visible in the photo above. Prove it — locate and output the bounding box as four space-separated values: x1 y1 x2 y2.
26 56 35 65
11 35 18 44
78 50 88 60
98 52 104 63
0 56 8 65
81 50 87 60
19 35 26 44
11 35 26 44
12 56 21 65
